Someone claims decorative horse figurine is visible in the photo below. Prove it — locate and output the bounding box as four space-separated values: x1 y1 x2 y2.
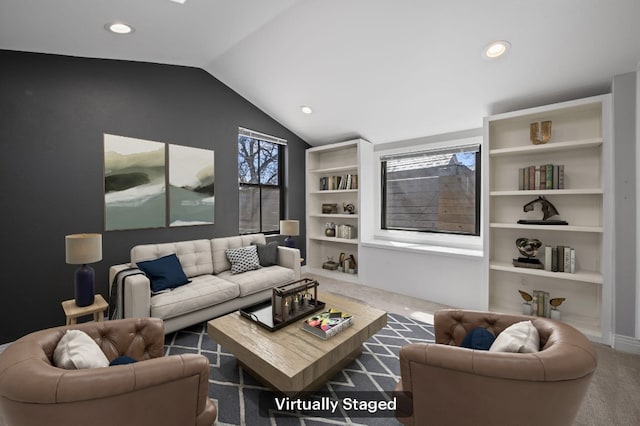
523 196 559 221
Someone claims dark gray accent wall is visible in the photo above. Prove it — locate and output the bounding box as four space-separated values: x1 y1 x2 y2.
0 50 309 344
612 72 637 337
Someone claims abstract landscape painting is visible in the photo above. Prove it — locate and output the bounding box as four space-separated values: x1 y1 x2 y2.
104 134 166 230
168 145 215 226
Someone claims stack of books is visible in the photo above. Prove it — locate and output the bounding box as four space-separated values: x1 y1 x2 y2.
518 164 564 190
544 245 576 273
303 309 353 339
319 174 358 191
531 290 551 317
336 224 355 239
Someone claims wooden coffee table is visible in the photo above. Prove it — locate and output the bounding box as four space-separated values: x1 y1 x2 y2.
207 291 387 396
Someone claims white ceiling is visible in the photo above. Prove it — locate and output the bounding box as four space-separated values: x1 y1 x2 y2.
2 0 640 146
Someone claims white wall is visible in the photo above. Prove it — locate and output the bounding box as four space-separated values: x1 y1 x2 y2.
359 244 484 309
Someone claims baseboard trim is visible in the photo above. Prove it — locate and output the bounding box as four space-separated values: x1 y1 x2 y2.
613 334 640 354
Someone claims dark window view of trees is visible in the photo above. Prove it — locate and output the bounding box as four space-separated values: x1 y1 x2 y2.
382 149 480 236
238 135 282 234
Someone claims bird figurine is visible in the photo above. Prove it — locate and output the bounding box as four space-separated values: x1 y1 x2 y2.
518 290 533 302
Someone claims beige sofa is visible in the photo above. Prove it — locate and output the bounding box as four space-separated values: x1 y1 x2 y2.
109 234 300 334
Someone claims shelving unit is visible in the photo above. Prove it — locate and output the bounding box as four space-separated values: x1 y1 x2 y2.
482 95 612 343
305 139 373 283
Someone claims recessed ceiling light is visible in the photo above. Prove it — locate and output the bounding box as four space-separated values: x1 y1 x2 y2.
484 40 510 59
301 106 313 114
170 0 187 4
105 22 134 35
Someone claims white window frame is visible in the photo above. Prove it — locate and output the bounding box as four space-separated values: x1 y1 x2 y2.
370 135 483 257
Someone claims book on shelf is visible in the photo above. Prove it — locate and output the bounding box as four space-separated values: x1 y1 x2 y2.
544 245 575 273
532 290 551 318
303 309 353 339
518 164 564 190
319 174 359 191
336 224 356 239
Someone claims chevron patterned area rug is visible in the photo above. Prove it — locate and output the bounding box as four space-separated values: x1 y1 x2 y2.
164 313 435 426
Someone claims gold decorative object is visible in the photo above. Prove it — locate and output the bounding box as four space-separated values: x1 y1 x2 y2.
530 120 552 145
518 290 533 302
549 297 566 308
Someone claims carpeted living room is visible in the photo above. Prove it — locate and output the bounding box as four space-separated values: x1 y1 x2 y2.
1 1 640 426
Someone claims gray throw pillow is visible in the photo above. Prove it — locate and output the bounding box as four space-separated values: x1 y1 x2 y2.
252 241 279 267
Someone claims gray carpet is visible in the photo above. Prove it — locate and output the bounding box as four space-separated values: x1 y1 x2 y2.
164 313 435 425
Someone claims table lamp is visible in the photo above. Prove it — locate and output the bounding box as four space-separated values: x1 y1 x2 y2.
279 220 299 248
65 233 102 307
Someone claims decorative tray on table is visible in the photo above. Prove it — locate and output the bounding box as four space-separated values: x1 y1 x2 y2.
239 278 325 331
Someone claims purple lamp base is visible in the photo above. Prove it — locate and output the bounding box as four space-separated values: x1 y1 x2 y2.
74 264 95 307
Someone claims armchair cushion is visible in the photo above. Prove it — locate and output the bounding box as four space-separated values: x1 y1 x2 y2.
53 330 110 369
460 327 495 350
489 320 539 353
109 356 137 366
137 253 190 293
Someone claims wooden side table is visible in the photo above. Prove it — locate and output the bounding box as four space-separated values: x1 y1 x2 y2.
61 294 109 325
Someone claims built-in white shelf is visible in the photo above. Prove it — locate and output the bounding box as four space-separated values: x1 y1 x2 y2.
490 189 603 196
483 94 612 344
490 223 603 233
489 261 603 284
489 138 602 157
309 235 358 245
308 164 358 174
306 139 373 284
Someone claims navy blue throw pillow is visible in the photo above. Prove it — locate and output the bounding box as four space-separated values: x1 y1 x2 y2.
110 356 137 366
460 327 496 350
137 253 190 294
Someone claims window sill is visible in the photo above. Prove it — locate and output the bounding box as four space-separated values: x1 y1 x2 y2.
360 238 484 259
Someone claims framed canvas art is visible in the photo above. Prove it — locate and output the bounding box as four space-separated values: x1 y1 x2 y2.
168 144 215 226
104 134 166 231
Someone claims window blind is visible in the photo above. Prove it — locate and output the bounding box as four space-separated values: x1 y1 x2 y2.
238 127 287 145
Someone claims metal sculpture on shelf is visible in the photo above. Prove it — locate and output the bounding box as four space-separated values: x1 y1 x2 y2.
518 196 568 225
513 237 544 269
530 120 552 145
343 202 356 214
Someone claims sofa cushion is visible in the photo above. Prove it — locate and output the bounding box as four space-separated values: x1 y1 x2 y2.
137 254 190 294
131 239 213 278
217 265 295 297
489 320 540 353
253 241 279 267
53 330 110 370
225 245 262 274
211 234 267 274
150 275 240 320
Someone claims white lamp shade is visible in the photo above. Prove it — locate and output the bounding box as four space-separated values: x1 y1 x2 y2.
65 234 103 265
279 220 300 236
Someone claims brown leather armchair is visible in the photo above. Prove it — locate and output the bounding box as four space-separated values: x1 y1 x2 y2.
394 309 597 426
0 318 216 426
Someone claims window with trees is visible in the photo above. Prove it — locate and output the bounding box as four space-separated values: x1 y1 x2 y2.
238 128 285 235
381 144 480 236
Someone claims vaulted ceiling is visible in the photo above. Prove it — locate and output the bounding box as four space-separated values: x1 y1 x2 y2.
2 0 639 146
